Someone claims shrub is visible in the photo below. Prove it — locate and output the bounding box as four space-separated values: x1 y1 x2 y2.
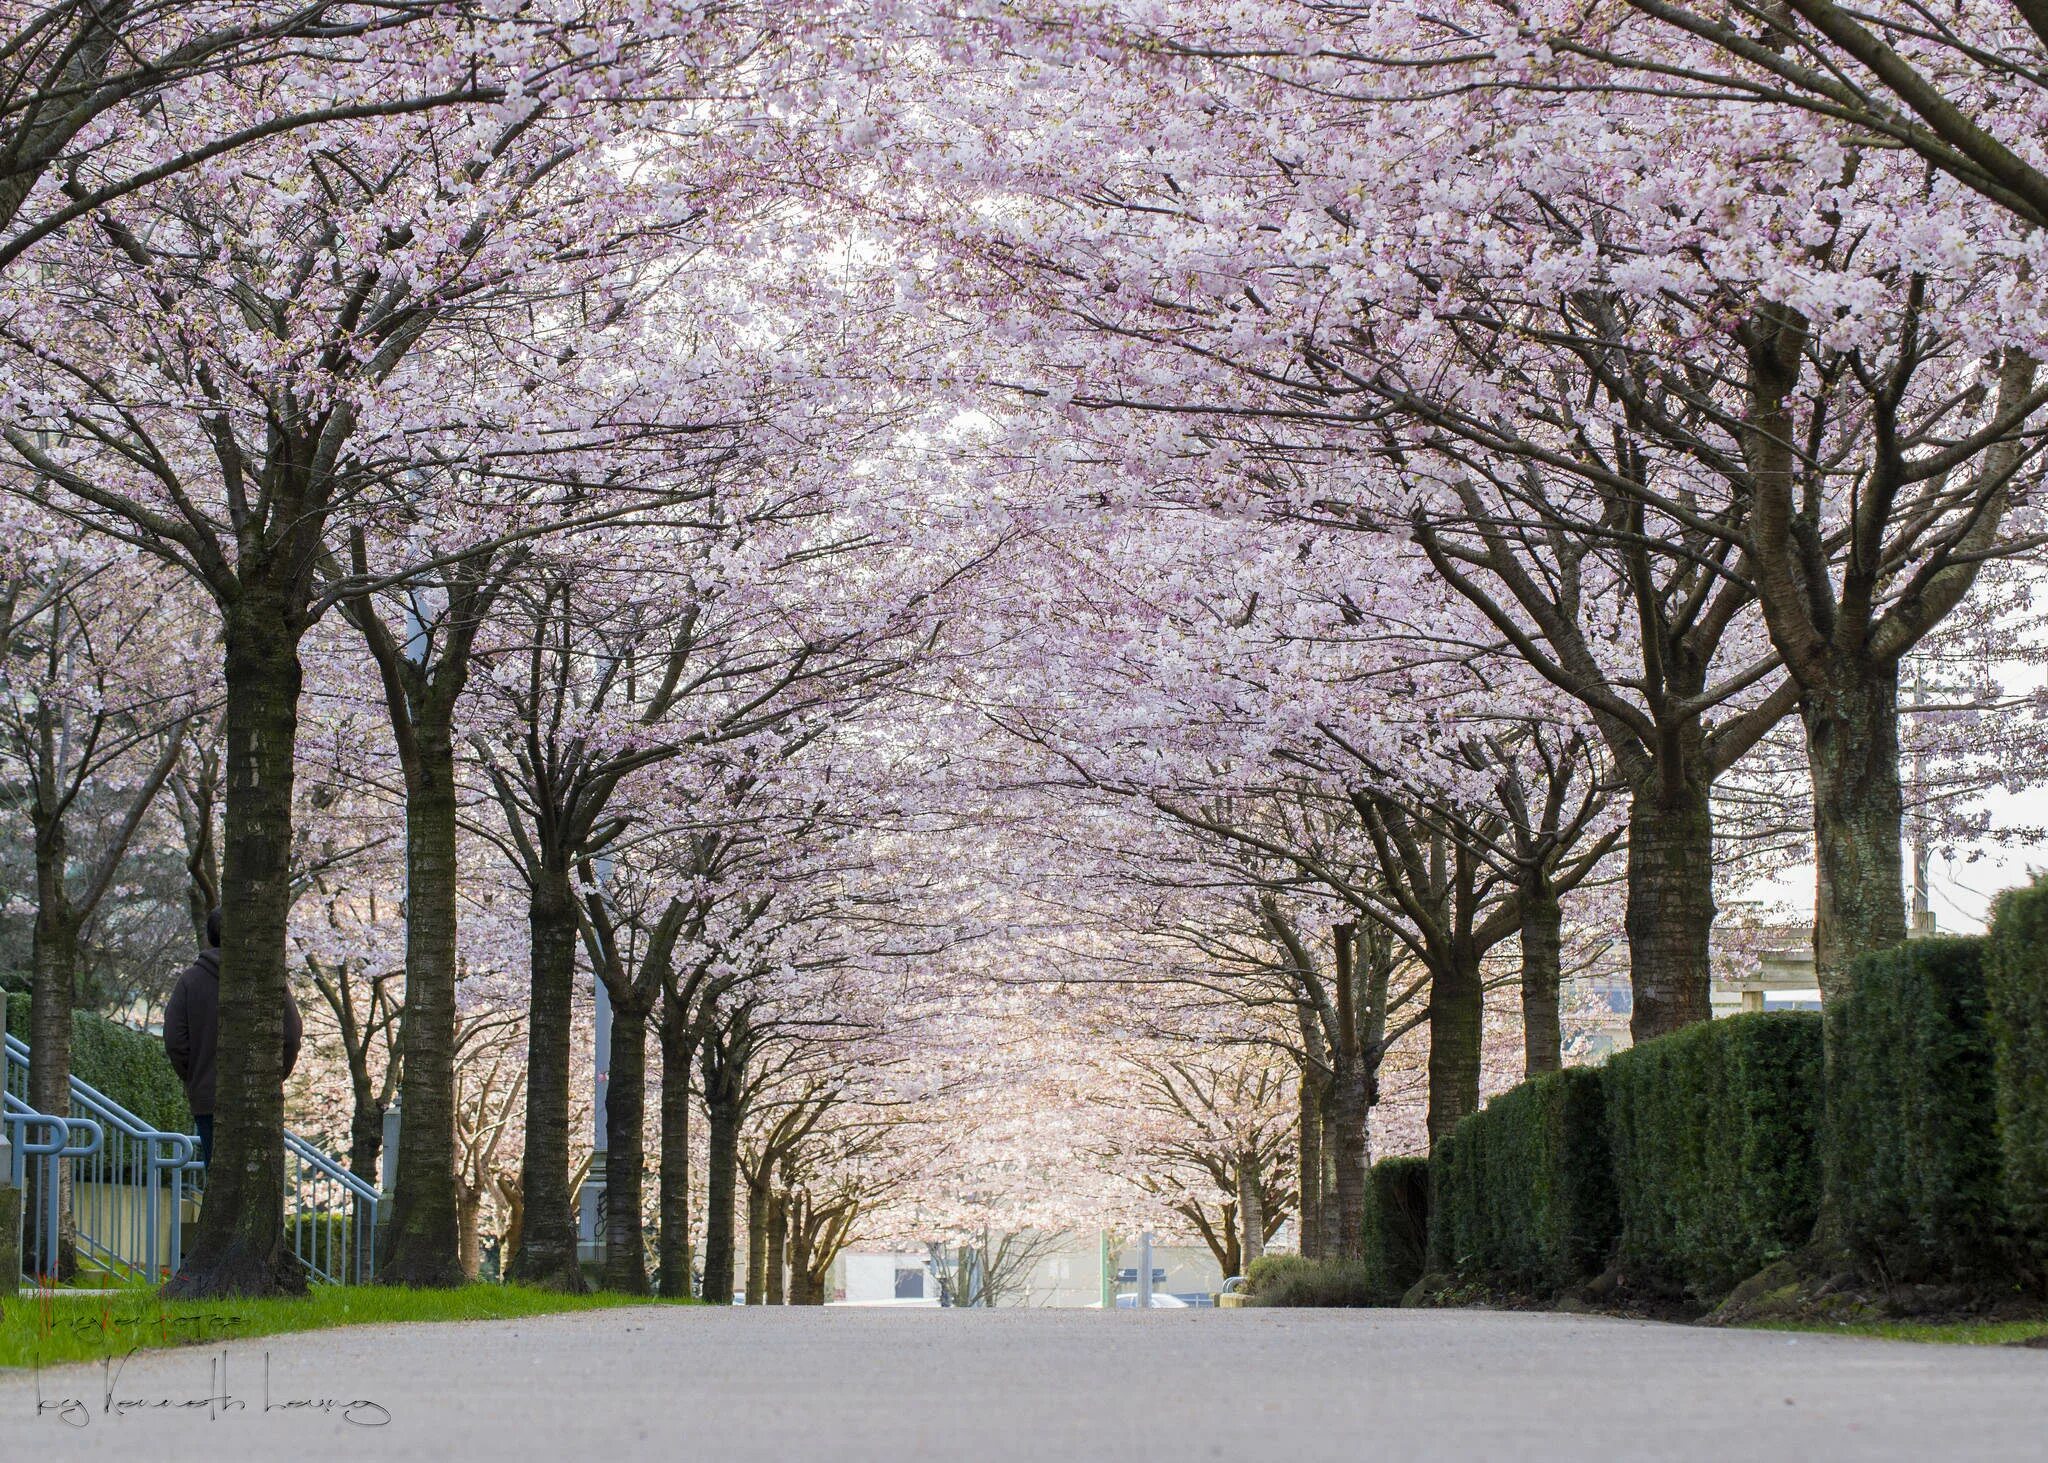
5 992 193 1136
1242 1252 1315 1296
1427 1066 1615 1295
1246 1257 1380 1308
291 1213 362 1278
1988 877 2048 1279
1605 1011 1822 1300
1362 1156 1429 1300
1828 937 2005 1283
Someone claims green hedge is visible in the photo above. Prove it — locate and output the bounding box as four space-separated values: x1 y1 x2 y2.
1246 1256 1379 1307
1428 1066 1615 1295
291 1213 362 1277
1988 877 2048 1279
1243 1252 1314 1296
1827 937 2004 1283
1362 1156 1429 1300
1605 1011 1822 1299
5 993 193 1135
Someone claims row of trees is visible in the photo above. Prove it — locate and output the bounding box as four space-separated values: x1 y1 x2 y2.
5 1 2048 1297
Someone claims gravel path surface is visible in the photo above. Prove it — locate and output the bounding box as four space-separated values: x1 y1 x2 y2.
5 1304 2044 1461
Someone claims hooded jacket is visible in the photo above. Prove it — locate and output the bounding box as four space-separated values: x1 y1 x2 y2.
162 948 304 1117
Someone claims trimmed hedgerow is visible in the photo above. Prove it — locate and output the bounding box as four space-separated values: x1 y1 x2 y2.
1362 1156 1430 1301
1988 878 2048 1279
5 992 193 1135
1827 937 2005 1284
1246 1257 1380 1308
1427 1066 1615 1295
1243 1252 1315 1296
1604 1011 1822 1300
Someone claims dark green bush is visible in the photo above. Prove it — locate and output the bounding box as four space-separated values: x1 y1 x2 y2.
1989 878 2048 1279
1362 1156 1429 1300
291 1213 362 1278
1247 1257 1380 1308
1605 1011 1822 1300
5 993 193 1135
1427 1066 1615 1295
1828 937 2004 1283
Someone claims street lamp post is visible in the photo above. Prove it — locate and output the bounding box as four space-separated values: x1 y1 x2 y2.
577 855 613 1281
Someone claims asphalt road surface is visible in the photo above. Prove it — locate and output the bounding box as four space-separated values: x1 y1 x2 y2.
5 1305 2045 1461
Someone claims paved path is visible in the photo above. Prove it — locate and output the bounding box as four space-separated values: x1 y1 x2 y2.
4 1306 2044 1460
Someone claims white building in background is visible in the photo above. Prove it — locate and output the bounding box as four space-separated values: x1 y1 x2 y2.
826 1234 1224 1307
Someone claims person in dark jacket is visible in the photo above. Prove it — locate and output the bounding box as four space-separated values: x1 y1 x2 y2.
163 909 303 1165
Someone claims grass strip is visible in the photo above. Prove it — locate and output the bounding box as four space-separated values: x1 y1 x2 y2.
1 1283 688 1369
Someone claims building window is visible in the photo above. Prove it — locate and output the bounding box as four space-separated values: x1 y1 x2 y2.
894 1267 924 1300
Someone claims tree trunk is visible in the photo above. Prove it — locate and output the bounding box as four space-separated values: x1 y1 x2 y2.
1425 946 1483 1148
766 1191 788 1304
787 1205 812 1305
506 860 586 1292
346 1087 383 1188
165 596 305 1298
656 1010 695 1297
601 998 652 1294
1296 1069 1324 1260
1236 1150 1266 1269
1804 665 1908 1004
26 873 79 1280
180 747 220 948
1520 882 1564 1077
1318 1102 1340 1252
496 1180 525 1273
378 728 465 1286
701 1094 742 1305
802 1255 832 1306
457 1192 483 1281
1327 1058 1371 1256
744 1172 770 1304
1624 771 1716 1041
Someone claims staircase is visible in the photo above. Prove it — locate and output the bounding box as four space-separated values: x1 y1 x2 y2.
4 1029 379 1288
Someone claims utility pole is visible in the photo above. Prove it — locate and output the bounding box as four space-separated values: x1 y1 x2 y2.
1137 1231 1154 1310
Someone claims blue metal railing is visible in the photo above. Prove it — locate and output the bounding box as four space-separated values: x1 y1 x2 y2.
5 1029 378 1286
4 1097 104 1282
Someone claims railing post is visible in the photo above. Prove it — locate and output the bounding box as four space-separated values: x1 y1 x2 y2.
1 1001 18 1293
0 996 13 1181
375 1097 401 1279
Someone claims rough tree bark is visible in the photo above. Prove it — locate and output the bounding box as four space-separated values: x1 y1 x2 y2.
166 593 304 1298
656 1003 696 1297
701 1089 743 1305
1426 941 1484 1148
1624 769 1717 1041
787 1200 813 1306
765 1190 788 1305
506 860 586 1292
1236 1149 1265 1270
1519 882 1564 1077
1328 924 1371 1257
376 725 465 1286
1295 1069 1325 1261
25 873 79 1279
1805 670 1908 1001
602 995 655 1294
744 1173 770 1305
